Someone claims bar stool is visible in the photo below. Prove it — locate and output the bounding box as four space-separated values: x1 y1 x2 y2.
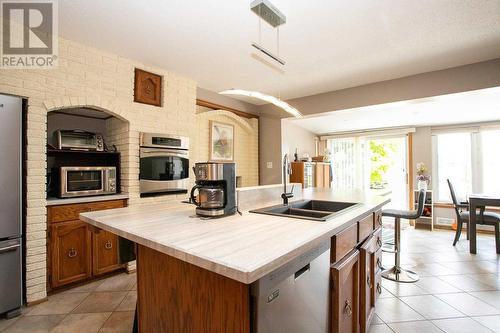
382 189 426 283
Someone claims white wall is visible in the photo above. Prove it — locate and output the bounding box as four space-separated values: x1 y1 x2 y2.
281 119 317 160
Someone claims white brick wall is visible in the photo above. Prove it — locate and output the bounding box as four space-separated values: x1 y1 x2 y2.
195 107 259 187
0 37 197 303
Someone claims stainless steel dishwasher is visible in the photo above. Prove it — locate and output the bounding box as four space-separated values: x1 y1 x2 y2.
250 241 330 333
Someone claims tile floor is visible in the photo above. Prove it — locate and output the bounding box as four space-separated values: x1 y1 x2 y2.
0 227 498 333
371 226 500 333
0 272 137 333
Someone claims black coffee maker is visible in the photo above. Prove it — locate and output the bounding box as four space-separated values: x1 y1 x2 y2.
190 162 236 217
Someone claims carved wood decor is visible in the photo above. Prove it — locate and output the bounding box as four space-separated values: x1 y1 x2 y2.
134 68 162 107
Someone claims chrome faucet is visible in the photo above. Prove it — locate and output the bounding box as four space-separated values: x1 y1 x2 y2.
281 154 294 205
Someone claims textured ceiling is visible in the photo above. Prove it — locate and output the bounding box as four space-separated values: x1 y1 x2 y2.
59 0 500 103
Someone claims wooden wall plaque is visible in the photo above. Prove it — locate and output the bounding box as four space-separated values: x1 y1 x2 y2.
134 68 162 107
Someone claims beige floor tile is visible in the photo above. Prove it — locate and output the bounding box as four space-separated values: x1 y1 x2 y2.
399 295 464 319
3 315 64 333
436 293 500 316
388 320 442 333
116 291 137 312
63 279 105 293
95 273 136 292
50 313 111 333
415 276 462 294
72 292 127 313
467 273 500 290
0 317 19 332
99 311 135 333
371 314 384 325
470 291 500 310
375 297 424 323
439 261 499 275
381 279 427 297
473 315 500 333
432 317 494 333
368 323 393 333
25 292 89 316
438 274 496 292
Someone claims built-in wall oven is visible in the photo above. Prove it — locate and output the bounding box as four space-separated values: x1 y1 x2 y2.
139 133 189 197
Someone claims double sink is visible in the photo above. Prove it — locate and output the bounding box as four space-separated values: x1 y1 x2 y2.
250 199 361 221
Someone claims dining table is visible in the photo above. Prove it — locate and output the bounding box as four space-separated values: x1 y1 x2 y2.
468 194 500 254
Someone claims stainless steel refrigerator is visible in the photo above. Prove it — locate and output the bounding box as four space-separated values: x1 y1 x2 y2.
0 94 23 316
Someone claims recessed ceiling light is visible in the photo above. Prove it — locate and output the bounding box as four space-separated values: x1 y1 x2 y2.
219 89 303 118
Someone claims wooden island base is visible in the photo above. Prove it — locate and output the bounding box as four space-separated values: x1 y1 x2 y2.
136 245 250 333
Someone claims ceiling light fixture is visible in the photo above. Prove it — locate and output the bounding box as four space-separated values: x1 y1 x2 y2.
220 89 303 118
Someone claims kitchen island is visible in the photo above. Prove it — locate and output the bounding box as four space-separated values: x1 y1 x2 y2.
80 187 390 333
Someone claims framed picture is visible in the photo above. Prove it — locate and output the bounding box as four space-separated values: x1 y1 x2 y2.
134 68 162 107
209 121 234 161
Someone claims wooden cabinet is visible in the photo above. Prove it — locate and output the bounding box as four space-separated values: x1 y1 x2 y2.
49 221 92 288
330 211 383 333
47 199 127 289
359 231 381 333
291 162 331 188
331 249 360 333
315 162 331 188
92 229 122 276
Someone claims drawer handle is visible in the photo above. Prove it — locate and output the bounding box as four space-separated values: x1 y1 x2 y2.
377 215 382 223
377 238 382 247
377 258 383 269
377 283 382 295
344 299 353 317
68 248 77 258
367 276 372 288
104 241 113 250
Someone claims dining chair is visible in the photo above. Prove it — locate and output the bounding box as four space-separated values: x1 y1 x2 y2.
447 179 500 253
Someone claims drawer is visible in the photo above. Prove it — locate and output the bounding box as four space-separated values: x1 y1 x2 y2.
48 199 126 223
332 223 358 262
358 214 374 243
374 210 382 229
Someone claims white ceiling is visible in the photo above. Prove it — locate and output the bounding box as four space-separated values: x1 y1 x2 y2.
59 1 500 103
287 87 500 134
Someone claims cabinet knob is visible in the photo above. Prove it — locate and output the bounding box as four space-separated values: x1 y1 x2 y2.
344 299 353 317
377 283 382 295
104 241 113 250
367 276 372 288
68 248 77 258
377 258 383 269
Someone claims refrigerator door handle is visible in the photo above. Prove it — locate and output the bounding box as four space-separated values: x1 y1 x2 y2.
0 244 20 254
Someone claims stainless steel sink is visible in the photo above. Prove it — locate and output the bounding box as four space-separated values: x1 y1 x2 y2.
250 199 361 221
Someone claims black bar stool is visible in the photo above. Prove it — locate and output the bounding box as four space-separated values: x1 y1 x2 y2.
382 189 426 283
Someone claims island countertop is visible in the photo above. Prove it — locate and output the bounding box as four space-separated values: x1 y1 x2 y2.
80 188 390 284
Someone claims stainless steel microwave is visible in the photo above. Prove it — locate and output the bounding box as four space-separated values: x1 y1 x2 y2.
54 130 104 151
58 166 117 198
139 133 189 196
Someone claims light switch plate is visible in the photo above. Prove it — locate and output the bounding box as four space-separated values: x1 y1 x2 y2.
266 162 273 169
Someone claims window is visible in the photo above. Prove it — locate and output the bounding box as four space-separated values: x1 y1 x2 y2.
433 128 500 201
481 129 500 196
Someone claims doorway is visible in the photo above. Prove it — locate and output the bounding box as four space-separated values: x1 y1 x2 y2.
364 136 409 210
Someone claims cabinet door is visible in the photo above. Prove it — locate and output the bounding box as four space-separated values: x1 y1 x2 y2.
359 235 377 333
92 228 122 276
315 163 324 187
331 249 360 333
50 221 92 288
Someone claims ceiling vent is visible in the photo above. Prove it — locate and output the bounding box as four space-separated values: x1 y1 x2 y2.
250 0 286 28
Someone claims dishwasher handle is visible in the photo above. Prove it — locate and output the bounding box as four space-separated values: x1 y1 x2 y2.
294 263 310 281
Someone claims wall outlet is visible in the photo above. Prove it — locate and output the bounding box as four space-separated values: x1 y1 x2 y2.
266 162 273 169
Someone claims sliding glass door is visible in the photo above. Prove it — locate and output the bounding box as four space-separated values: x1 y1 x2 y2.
328 135 409 210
